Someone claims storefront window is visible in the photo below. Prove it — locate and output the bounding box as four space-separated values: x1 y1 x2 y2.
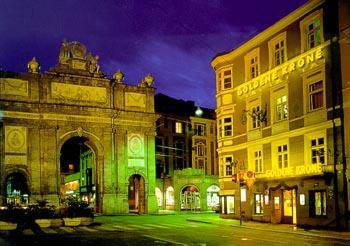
309 190 327 217
240 188 247 202
226 196 235 214
207 185 220 209
255 193 264 214
300 194 306 206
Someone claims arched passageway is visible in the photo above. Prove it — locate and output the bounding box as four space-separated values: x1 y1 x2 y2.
60 136 98 211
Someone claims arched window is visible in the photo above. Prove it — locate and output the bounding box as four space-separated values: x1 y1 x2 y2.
155 187 163 207
166 186 174 206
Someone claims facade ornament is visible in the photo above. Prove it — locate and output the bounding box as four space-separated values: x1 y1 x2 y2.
113 70 124 83
70 41 87 59
76 127 84 137
59 39 70 64
86 53 100 74
27 57 40 73
139 73 154 87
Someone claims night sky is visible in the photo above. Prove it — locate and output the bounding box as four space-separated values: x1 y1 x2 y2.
0 0 307 108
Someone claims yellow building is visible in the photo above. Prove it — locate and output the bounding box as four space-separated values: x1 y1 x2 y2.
212 0 349 229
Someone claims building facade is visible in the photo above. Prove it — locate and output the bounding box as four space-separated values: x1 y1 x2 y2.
154 93 219 212
212 0 349 229
0 40 158 214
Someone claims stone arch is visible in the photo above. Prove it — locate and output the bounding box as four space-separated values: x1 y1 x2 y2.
57 129 104 212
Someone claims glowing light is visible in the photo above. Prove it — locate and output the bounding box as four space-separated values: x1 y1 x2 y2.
195 107 203 117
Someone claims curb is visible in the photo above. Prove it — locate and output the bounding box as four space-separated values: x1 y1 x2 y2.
188 219 350 241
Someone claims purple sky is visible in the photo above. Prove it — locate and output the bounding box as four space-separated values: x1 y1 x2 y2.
0 0 307 108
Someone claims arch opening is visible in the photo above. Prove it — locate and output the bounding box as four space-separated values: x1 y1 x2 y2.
180 185 200 210
5 172 29 206
59 136 98 211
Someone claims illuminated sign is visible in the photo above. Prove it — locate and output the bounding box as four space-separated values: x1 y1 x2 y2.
258 164 323 179
237 46 326 96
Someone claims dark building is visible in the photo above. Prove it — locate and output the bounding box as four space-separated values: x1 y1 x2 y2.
154 93 219 212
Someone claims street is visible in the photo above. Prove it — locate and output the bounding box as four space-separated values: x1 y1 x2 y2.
1 213 349 245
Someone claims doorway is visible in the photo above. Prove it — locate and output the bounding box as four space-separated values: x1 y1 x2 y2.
128 174 145 213
282 189 297 224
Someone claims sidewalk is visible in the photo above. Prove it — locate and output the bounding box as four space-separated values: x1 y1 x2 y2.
186 213 350 241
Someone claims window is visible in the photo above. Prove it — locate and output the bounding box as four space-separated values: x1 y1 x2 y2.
251 106 261 129
218 119 222 138
198 158 204 169
274 40 285 66
277 144 288 168
307 18 321 50
223 117 232 137
300 10 323 52
223 69 232 89
225 156 233 176
276 95 288 121
311 137 325 164
217 71 222 92
268 32 287 68
245 48 260 81
254 150 263 173
226 196 235 214
175 122 183 133
195 123 206 136
249 57 259 79
309 190 327 217
309 80 323 111
255 193 264 214
217 68 233 91
197 143 205 157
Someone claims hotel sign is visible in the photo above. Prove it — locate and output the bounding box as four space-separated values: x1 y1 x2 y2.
257 164 323 179
237 43 328 97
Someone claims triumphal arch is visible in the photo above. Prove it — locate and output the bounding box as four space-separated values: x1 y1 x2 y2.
0 40 158 214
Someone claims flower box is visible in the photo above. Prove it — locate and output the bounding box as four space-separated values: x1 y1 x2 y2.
35 219 51 228
0 221 17 231
50 218 63 228
63 217 81 227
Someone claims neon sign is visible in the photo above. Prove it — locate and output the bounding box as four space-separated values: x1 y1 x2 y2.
258 164 323 179
237 47 325 96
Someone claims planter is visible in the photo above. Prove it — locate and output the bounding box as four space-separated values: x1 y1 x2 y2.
80 217 94 226
50 218 63 228
0 221 17 231
63 217 81 227
35 219 51 228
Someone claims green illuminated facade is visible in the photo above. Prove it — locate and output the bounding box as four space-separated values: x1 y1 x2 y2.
0 40 158 214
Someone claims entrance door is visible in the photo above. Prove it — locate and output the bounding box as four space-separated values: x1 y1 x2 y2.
282 189 297 224
128 174 145 213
